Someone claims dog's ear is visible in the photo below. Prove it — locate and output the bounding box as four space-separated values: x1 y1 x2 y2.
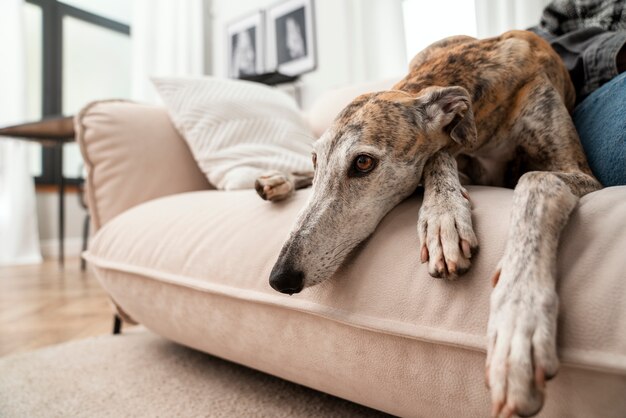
415 86 477 148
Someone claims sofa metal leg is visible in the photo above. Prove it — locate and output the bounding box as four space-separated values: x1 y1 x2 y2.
112 314 122 335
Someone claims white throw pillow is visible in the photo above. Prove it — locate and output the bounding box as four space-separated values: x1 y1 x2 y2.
153 77 314 190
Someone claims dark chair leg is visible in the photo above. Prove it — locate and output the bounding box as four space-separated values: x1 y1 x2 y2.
112 314 122 335
80 214 90 271
57 144 65 267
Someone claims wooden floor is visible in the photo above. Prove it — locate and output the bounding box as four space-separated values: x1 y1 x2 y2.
0 258 114 357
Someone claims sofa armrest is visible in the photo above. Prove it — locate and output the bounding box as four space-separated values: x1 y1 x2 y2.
76 100 211 231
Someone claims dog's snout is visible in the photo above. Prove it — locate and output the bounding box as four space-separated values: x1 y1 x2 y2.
269 266 304 295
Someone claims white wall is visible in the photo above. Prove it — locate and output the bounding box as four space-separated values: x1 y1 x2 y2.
210 0 407 108
36 191 87 258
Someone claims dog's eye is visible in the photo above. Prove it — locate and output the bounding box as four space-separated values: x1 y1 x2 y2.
312 153 317 169
355 155 373 171
350 154 376 177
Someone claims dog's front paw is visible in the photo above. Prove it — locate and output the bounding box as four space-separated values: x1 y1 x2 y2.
255 171 294 202
486 265 559 417
417 188 478 279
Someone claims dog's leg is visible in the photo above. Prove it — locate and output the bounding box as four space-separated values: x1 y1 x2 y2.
487 170 599 417
418 151 478 279
255 171 314 202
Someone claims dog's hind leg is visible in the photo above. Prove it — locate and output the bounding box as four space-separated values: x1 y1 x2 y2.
487 170 599 417
255 171 314 202
486 77 601 417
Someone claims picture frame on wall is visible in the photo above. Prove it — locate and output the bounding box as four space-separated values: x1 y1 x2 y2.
226 11 265 78
266 0 317 77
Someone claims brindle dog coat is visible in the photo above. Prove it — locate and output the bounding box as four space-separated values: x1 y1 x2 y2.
257 30 601 417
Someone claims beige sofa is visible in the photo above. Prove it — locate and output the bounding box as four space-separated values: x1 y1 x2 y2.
77 80 626 417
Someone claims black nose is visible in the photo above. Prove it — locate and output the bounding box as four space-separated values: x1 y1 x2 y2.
269 267 304 295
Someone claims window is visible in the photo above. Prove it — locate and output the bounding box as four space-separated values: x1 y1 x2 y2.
402 0 477 62
24 0 131 184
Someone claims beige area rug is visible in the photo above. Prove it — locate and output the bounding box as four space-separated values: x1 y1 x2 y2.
0 329 390 417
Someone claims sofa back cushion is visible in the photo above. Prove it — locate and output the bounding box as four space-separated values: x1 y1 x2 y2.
305 77 399 138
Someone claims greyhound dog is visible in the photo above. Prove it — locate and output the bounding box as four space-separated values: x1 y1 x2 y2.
255 30 601 417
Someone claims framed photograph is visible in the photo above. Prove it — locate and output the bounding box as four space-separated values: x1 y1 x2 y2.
266 0 317 76
226 11 265 78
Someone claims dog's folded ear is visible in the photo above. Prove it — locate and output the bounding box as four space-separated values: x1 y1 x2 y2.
415 86 477 148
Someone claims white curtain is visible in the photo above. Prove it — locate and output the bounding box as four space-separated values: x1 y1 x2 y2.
474 0 550 38
131 0 206 103
0 0 42 265
347 0 407 83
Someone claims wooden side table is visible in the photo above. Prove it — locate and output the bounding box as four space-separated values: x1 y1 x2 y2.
0 116 75 266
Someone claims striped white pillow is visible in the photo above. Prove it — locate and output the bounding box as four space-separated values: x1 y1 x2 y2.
153 77 314 190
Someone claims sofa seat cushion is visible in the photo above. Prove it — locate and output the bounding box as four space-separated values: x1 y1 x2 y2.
85 186 626 417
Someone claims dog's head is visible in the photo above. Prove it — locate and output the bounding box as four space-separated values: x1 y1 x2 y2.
269 86 476 294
